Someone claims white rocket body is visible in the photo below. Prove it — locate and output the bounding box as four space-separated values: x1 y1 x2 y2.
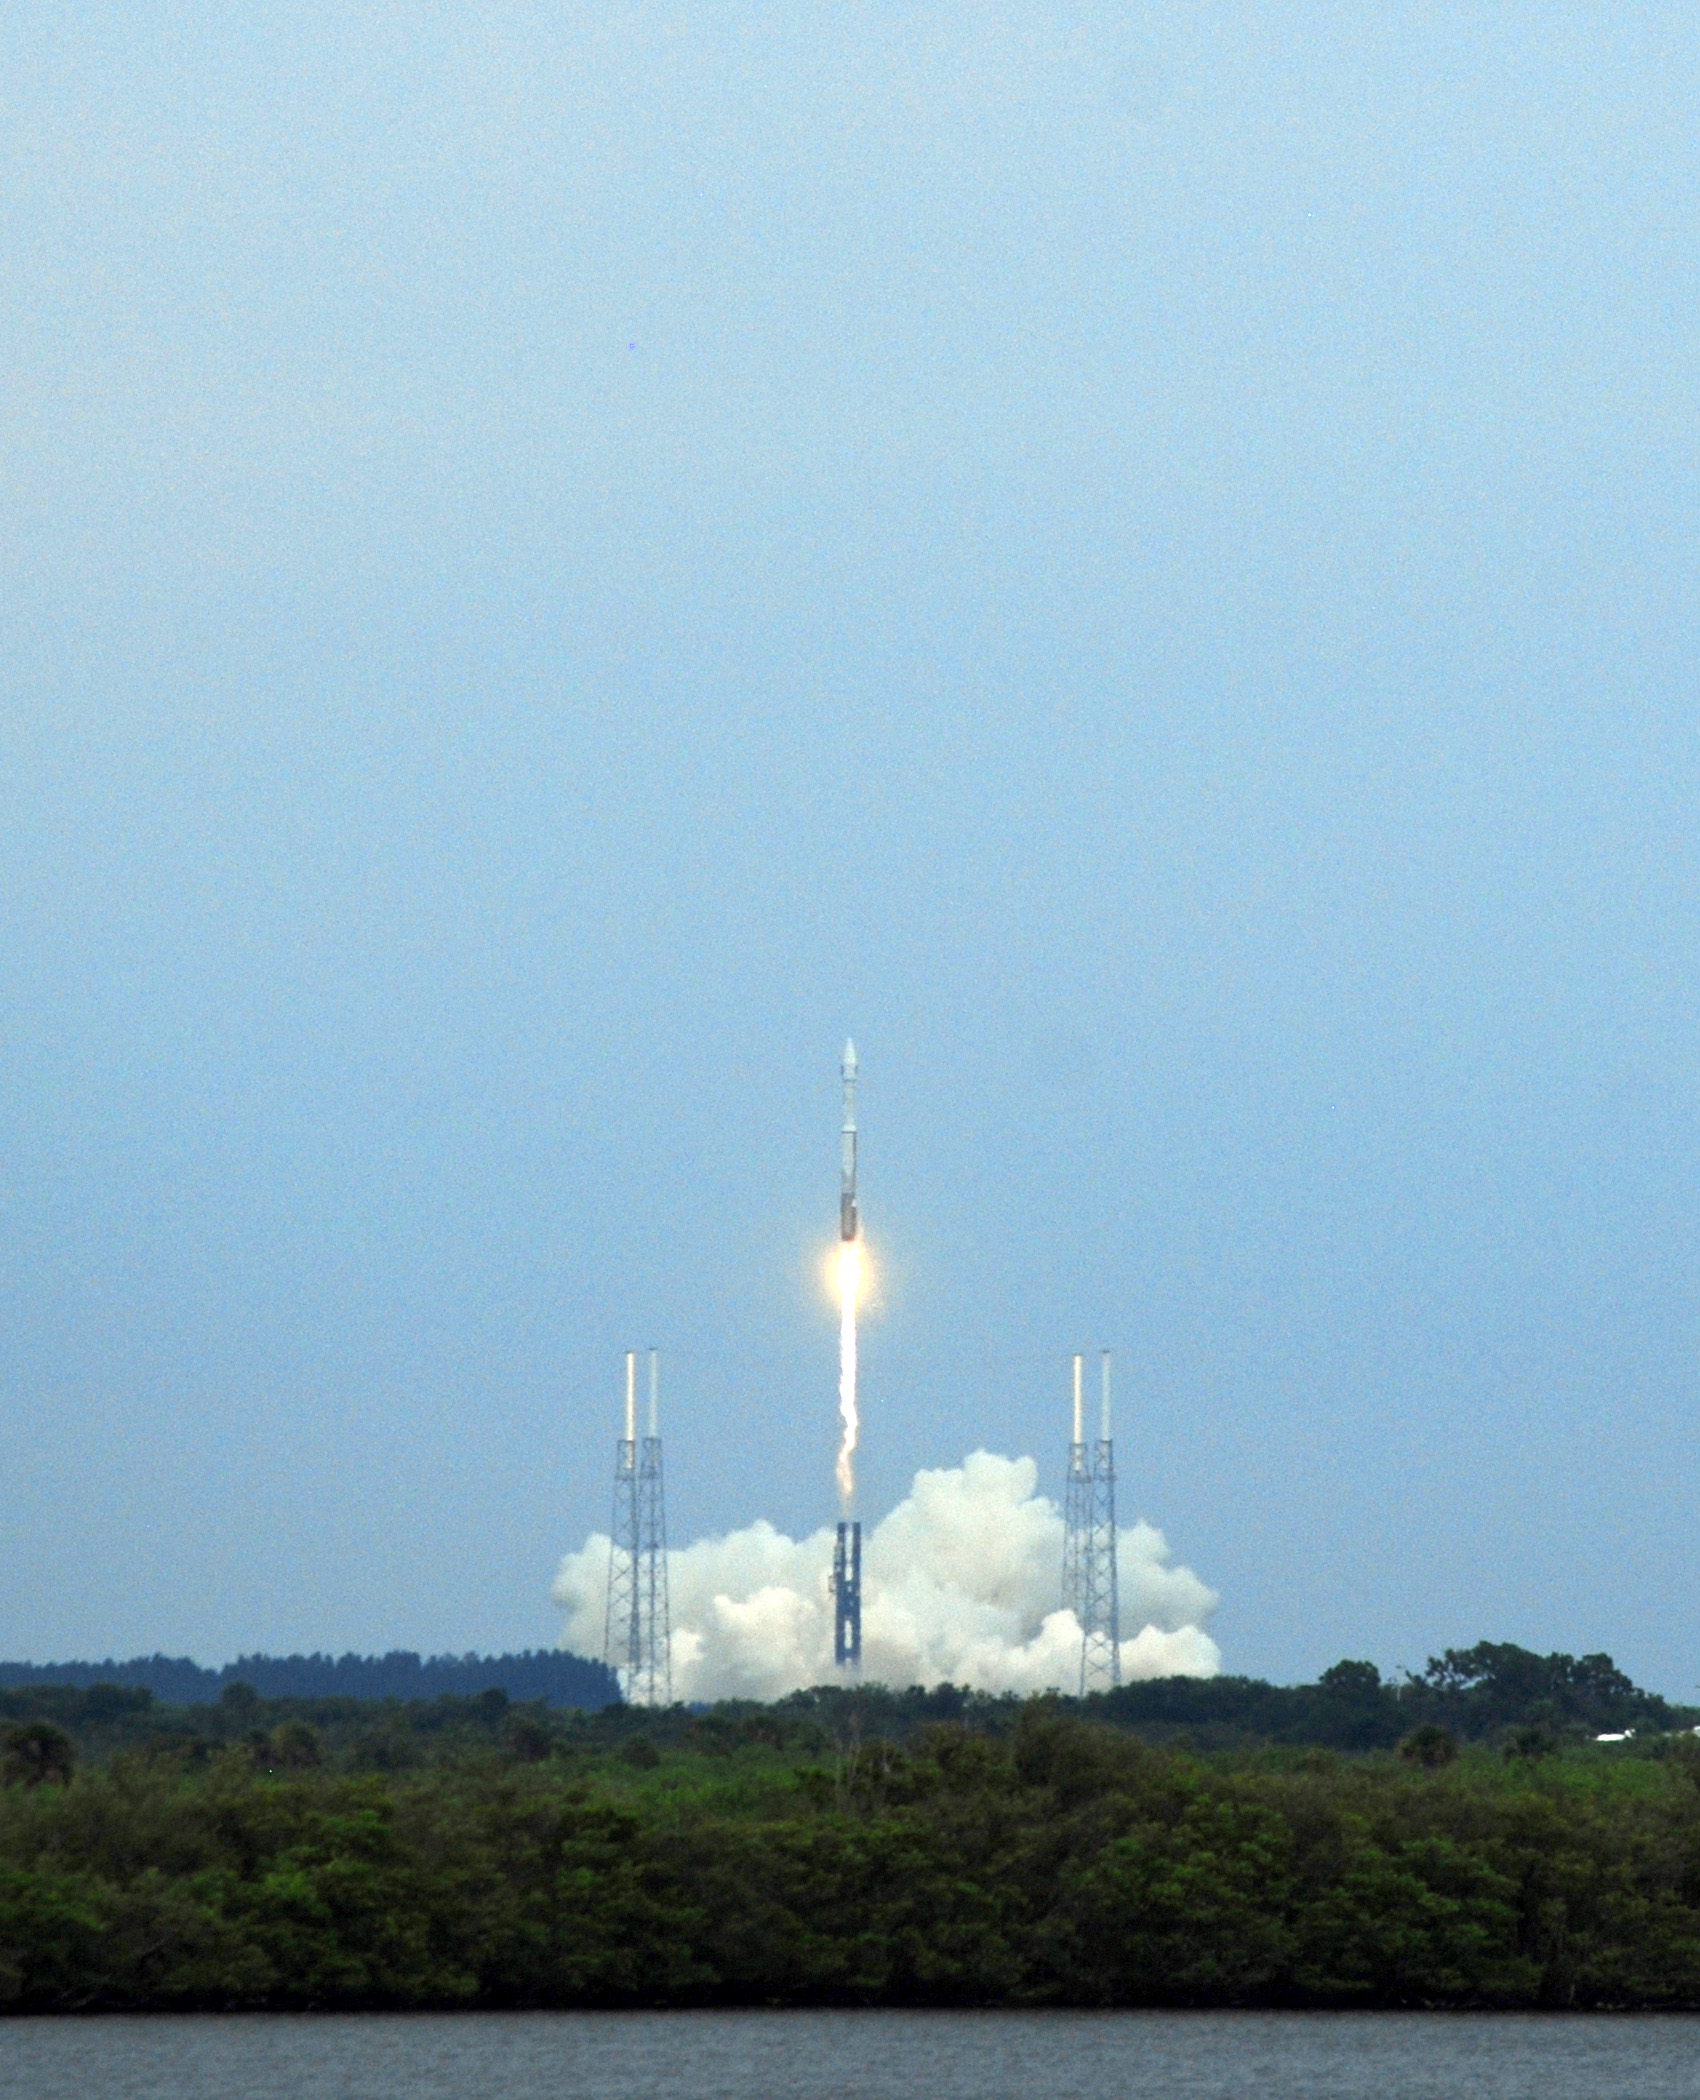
840 1038 858 1242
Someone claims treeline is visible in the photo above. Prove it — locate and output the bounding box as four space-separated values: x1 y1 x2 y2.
0 1679 575 1773
0 1648 616 1710
5 1696 1700 2009
0 1642 1683 1766
1091 1643 1684 1751
763 1642 1690 1753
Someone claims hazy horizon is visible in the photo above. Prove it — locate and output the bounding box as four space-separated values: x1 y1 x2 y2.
3 6 1699 1694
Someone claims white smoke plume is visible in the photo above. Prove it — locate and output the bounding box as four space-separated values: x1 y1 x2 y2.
553 1450 1219 1703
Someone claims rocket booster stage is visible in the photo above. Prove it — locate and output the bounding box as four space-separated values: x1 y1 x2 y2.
840 1039 859 1242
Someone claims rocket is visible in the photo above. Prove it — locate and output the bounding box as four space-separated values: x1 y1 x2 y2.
840 1038 859 1241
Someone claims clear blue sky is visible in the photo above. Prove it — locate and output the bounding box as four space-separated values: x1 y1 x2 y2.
2 4 1697 1692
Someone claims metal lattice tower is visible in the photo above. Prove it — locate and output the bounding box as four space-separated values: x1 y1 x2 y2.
1062 1351 1121 1695
832 1519 862 1668
605 1350 672 1706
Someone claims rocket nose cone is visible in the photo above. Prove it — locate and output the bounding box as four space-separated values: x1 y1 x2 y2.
843 1038 857 1073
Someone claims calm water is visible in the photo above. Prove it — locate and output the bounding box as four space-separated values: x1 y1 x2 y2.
3 2009 1700 2100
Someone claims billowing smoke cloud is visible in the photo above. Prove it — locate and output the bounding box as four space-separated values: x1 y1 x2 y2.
553 1450 1219 1702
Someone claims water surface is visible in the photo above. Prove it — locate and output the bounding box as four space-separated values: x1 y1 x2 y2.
5 2008 1700 2100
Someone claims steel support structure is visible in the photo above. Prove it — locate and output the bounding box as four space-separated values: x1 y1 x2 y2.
833 1519 862 1668
605 1429 640 1694
633 1430 672 1706
604 1351 671 1707
1062 1352 1121 1695
1080 1432 1120 1693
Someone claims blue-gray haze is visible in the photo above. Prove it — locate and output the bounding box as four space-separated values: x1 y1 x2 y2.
0 5 1695 1691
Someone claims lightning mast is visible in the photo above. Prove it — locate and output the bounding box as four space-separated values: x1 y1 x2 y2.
604 1349 671 1705
1062 1351 1121 1695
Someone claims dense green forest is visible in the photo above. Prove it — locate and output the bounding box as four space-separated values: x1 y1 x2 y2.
0 1647 617 1708
2 1645 1698 2012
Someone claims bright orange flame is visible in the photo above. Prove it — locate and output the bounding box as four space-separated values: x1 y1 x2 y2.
836 1239 860 1510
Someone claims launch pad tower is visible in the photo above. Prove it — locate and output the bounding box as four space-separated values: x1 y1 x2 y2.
604 1350 672 1706
832 1519 862 1668
1063 1352 1121 1695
